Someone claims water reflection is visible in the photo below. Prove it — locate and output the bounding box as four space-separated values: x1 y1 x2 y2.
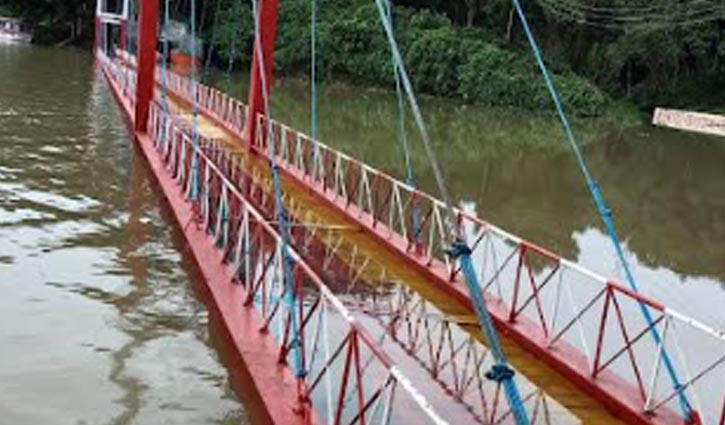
1 42 716 423
209 71 725 329
0 45 245 424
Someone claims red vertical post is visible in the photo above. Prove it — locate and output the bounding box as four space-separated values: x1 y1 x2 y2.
94 17 101 54
120 0 129 52
94 0 102 55
120 20 127 52
134 0 159 133
242 0 280 147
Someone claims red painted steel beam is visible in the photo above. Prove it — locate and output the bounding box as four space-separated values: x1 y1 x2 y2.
94 17 101 53
99 58 310 425
120 20 127 52
134 0 159 133
242 0 280 148
132 61 688 425
94 0 102 53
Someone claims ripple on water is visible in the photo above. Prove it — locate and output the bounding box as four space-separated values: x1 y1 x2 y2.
0 45 246 424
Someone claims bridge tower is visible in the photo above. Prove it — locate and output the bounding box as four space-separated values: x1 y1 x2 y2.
95 0 156 133
242 0 280 147
94 1 129 55
133 0 158 133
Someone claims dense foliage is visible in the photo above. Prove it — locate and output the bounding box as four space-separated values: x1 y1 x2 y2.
2 0 723 114
0 0 94 43
214 0 608 115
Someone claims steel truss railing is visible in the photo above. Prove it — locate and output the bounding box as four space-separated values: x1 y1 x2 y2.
143 96 450 424
190 137 574 424
133 49 247 135
252 114 725 424
98 52 137 111
108 51 567 422
100 51 455 425
109 53 725 425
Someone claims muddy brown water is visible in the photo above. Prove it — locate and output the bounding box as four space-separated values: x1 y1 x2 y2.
1 44 724 424
0 45 248 425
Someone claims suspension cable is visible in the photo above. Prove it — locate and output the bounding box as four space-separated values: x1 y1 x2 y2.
126 0 133 55
310 0 318 144
537 0 725 29
538 0 725 19
224 3 238 89
227 26 236 76
188 0 201 200
373 1 530 423
382 1 421 240
509 0 696 421
372 1 455 232
223 0 242 89
250 0 306 380
161 0 170 113
124 0 134 96
309 0 322 179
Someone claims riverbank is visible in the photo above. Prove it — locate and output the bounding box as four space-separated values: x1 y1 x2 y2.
204 0 723 118
208 69 643 157
206 0 610 117
5 0 721 117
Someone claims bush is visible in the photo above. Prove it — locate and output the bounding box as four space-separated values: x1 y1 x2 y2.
459 44 608 116
323 5 390 83
458 44 532 107
547 73 608 117
208 0 609 116
405 27 467 95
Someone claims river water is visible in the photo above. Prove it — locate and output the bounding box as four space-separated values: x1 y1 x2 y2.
1 44 724 424
253 76 725 329
0 45 247 424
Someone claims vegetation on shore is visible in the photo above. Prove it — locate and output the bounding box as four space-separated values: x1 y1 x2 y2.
180 0 725 117
0 0 93 44
207 0 608 116
2 0 723 117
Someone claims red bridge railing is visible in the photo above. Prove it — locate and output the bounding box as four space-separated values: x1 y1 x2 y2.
145 100 452 425
101 51 456 425
253 113 725 425
110 50 576 424
193 136 578 424
109 50 725 425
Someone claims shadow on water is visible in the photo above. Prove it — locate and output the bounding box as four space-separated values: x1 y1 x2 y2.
105 150 250 425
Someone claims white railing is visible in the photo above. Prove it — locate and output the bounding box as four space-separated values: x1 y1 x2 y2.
258 113 725 424
191 136 577 424
144 100 451 425
107 51 725 424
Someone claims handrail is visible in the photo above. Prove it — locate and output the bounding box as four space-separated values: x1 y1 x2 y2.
107 51 725 424
256 112 725 423
146 88 448 424
194 136 575 424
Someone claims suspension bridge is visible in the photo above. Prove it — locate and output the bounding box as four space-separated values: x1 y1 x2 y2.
93 0 725 424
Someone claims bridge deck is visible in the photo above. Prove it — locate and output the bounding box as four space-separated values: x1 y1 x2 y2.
101 50 725 425
168 90 622 424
